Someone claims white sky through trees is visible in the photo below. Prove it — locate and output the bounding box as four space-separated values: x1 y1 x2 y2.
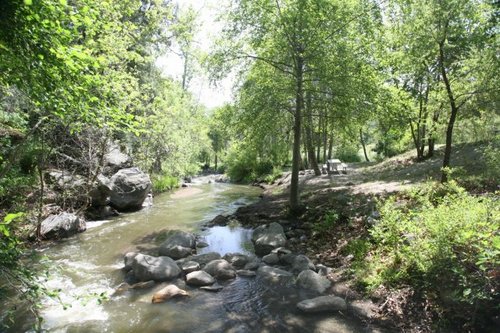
156 0 232 109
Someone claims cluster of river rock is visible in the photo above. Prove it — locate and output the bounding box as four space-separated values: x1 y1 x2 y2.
120 221 349 314
38 143 152 240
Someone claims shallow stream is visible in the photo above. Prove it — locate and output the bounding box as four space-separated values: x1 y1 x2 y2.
7 181 379 333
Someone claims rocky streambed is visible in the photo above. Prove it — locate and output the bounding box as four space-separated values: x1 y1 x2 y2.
116 219 384 332
4 182 384 332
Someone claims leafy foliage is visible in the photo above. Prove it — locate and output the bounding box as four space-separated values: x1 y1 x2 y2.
354 182 499 326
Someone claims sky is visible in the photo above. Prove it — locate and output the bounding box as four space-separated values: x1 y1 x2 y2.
155 0 233 109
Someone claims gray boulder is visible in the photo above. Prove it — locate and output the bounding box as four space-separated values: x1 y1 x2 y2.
103 142 132 175
296 270 331 294
237 270 257 277
316 264 333 277
257 265 293 285
181 261 200 274
296 295 347 313
40 213 86 239
203 259 236 280
109 167 152 211
159 231 196 250
262 253 279 265
291 255 316 273
45 170 85 191
196 241 209 248
124 252 138 271
243 260 261 271
131 254 181 281
252 222 287 256
88 174 111 207
188 252 221 265
223 253 250 269
159 245 192 260
186 271 215 286
279 253 297 265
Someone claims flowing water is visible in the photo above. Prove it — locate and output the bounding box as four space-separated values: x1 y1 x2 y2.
5 181 381 333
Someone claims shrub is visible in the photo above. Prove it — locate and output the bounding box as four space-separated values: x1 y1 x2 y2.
151 174 179 194
313 209 339 232
335 145 361 162
355 182 500 327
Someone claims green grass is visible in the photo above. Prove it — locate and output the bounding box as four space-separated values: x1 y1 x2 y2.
151 174 179 194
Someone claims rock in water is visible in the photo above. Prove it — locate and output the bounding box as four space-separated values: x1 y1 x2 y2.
158 231 196 260
262 253 279 265
296 270 331 294
200 285 223 292
223 253 250 268
188 252 222 265
186 271 215 286
109 167 151 211
159 245 192 260
296 296 347 313
257 265 293 285
203 259 236 280
181 261 200 274
252 222 287 256
40 212 86 239
152 285 189 303
131 254 181 281
163 230 196 249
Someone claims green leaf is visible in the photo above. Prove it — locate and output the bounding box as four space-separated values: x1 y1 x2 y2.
4 212 24 224
24 0 32 5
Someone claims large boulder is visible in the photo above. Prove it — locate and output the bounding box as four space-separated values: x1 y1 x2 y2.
223 253 250 269
45 170 85 190
160 231 196 249
103 142 133 176
296 295 347 313
40 213 86 239
159 245 192 260
296 270 331 294
203 259 236 280
88 174 111 207
158 231 196 259
109 168 152 211
186 271 216 286
131 254 181 281
257 265 293 285
252 222 287 256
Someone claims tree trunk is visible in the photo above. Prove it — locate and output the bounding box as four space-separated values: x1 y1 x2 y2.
439 41 459 183
360 128 370 162
290 55 304 212
427 110 440 158
322 114 328 163
181 51 189 91
214 153 218 171
305 92 321 176
327 132 334 160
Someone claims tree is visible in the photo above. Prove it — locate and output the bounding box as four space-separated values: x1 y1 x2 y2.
213 0 378 212
388 0 498 182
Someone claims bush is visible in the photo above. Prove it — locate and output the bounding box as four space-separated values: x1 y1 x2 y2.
335 145 361 162
355 182 500 327
151 174 179 194
313 209 339 232
484 136 500 180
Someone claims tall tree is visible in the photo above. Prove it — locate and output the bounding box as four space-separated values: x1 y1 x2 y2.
213 0 377 212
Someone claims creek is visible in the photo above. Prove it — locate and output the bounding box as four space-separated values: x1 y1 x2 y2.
8 180 377 333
